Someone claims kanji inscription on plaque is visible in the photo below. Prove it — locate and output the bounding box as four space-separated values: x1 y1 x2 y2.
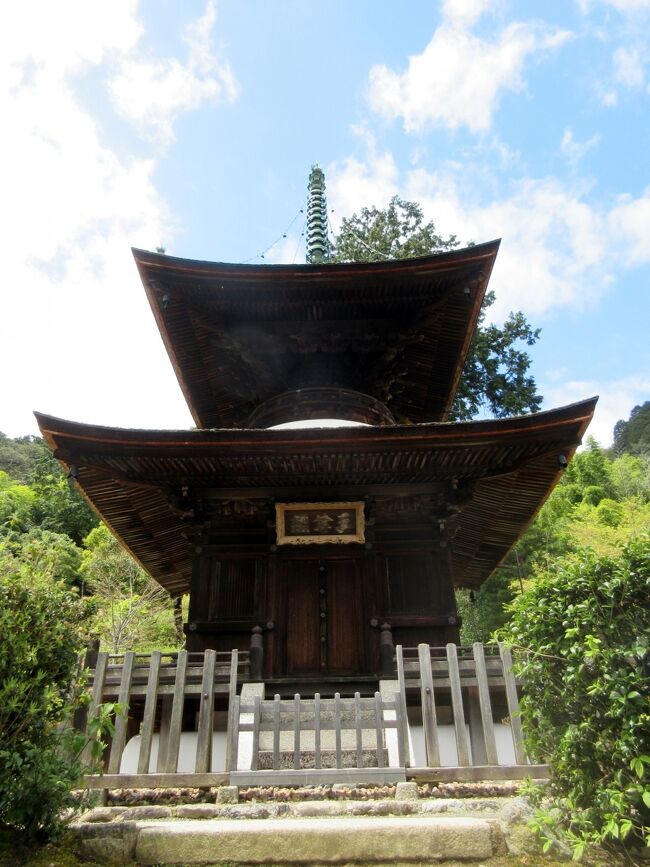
275 502 365 545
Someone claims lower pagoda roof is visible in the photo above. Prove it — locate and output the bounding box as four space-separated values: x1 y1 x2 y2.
35 398 597 595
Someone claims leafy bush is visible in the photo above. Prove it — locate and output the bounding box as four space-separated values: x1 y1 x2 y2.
0 572 92 839
501 537 650 859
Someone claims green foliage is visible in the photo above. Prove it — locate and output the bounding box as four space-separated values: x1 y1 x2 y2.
30 448 97 545
614 401 650 457
331 196 458 261
0 471 37 537
457 569 517 644
82 524 179 653
0 433 43 483
451 293 542 421
331 196 542 421
500 538 650 857
0 571 91 839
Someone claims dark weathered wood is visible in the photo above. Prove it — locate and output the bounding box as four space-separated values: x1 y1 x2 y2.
162 649 188 773
81 651 109 767
446 643 470 767
418 643 440 768
195 649 216 773
137 650 161 775
473 643 498 766
407 764 549 783
499 643 527 765
379 623 395 677
108 651 135 775
249 626 264 681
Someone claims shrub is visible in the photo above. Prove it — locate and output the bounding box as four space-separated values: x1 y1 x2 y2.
0 572 91 839
501 537 650 859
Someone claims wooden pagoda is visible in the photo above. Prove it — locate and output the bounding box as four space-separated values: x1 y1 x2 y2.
36 241 596 691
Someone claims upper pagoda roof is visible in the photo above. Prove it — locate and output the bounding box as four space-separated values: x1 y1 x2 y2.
133 241 500 428
36 397 596 596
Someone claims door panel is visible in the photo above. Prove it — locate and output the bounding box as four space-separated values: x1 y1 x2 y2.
326 559 359 674
282 557 364 677
285 560 321 675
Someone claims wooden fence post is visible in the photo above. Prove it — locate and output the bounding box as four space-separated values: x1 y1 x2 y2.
418 643 440 767
379 623 394 677
250 626 264 681
225 649 239 773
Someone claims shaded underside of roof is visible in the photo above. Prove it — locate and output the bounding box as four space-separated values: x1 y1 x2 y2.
36 398 596 596
133 241 500 429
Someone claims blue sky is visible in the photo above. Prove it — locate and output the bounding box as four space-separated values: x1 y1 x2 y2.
2 0 649 444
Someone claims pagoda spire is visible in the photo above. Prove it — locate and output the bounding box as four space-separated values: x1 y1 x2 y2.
306 164 330 264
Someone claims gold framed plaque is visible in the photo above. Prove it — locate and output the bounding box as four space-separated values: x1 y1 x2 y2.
275 502 365 545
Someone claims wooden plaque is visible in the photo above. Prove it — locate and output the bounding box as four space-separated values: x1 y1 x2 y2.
275 502 365 545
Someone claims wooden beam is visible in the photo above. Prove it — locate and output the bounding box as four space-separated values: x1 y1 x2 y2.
407 764 549 783
84 772 229 789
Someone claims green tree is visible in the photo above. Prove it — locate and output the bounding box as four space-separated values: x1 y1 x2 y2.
500 538 650 858
0 433 43 483
30 447 98 545
17 528 83 589
332 196 542 421
614 401 650 457
82 524 179 653
0 471 37 539
0 568 92 839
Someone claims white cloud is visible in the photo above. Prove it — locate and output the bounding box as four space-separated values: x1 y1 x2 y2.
327 138 400 223
608 189 650 264
366 8 570 133
327 142 650 322
0 3 238 437
545 376 650 446
108 0 238 145
579 0 650 12
561 128 601 165
262 233 304 265
612 45 646 86
441 0 493 27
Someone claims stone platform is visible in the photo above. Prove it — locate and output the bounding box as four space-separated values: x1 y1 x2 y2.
72 791 539 864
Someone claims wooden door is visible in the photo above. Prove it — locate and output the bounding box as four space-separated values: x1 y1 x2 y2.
283 558 362 677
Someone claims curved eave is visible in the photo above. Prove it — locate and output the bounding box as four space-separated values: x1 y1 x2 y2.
133 241 500 429
35 397 597 594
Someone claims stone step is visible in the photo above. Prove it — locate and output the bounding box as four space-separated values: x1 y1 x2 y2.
91 815 496 864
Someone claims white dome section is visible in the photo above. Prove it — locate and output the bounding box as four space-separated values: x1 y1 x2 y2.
269 418 371 430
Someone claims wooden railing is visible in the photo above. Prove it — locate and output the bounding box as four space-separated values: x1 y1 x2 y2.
82 648 246 789
78 642 546 789
398 642 546 782
230 691 408 786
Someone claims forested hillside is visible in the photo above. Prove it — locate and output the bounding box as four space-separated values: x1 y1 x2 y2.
0 433 181 653
459 432 650 642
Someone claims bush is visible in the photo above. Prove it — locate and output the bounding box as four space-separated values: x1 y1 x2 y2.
501 538 650 859
0 573 91 839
